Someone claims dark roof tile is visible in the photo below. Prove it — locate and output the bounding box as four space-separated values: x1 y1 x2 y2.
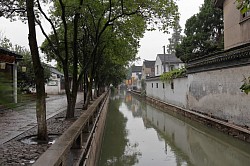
131 66 142 72
157 54 182 63
143 60 155 68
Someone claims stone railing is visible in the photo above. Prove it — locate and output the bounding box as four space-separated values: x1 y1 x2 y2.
187 44 250 73
33 91 109 166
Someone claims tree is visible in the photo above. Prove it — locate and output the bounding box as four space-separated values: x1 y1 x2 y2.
0 0 48 141
26 0 48 141
175 0 223 62
40 0 179 117
167 20 182 54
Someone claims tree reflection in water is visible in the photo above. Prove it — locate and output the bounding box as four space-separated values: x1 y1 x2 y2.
99 91 141 166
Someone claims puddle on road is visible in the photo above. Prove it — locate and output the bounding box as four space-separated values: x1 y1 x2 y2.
20 134 61 145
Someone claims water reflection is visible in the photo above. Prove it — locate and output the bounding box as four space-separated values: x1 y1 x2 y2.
99 91 141 166
99 90 250 166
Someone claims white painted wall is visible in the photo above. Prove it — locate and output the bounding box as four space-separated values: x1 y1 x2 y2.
188 66 250 126
146 65 250 127
155 56 163 76
146 77 188 108
45 73 65 95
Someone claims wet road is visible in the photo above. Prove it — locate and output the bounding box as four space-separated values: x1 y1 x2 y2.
98 90 250 166
0 93 83 144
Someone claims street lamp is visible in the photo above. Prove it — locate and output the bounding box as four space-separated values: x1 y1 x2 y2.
0 62 6 69
21 66 27 72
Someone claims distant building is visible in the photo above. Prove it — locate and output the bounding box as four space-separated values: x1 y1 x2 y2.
215 0 250 49
131 65 142 90
0 47 22 103
154 54 184 76
45 66 65 95
142 60 155 79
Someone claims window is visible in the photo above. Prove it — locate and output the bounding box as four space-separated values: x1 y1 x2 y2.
156 83 158 88
241 2 250 21
171 81 174 89
152 83 153 88
243 11 250 19
48 80 58 86
163 83 165 89
156 65 159 74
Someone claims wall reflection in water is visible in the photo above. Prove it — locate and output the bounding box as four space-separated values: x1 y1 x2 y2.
99 90 250 166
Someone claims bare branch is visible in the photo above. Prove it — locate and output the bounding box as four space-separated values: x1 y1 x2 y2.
58 0 68 63
36 0 60 48
35 18 64 63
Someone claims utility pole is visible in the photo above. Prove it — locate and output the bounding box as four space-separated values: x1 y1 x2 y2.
163 46 166 73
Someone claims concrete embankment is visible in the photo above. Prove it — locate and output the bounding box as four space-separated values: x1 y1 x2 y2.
130 90 250 143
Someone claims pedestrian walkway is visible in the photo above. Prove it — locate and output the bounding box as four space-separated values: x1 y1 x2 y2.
0 93 84 144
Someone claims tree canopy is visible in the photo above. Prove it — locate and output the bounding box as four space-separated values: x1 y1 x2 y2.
0 0 179 119
175 0 223 62
167 20 182 54
236 0 250 14
38 0 179 116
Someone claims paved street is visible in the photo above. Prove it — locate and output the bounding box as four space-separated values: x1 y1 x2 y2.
0 93 84 144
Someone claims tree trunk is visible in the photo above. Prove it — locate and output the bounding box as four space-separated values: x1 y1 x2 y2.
83 72 94 110
26 0 47 141
83 71 87 104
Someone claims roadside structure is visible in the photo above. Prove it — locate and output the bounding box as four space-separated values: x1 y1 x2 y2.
45 66 65 95
154 54 184 76
0 47 22 104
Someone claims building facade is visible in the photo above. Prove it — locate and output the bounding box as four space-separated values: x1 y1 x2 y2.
131 65 142 90
45 66 65 95
215 0 250 49
142 60 155 79
0 47 22 104
154 54 184 76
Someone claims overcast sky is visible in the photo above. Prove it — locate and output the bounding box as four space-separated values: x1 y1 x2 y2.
136 0 204 65
0 0 204 65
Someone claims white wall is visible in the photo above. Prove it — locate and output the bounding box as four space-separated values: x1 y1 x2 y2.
45 72 65 95
155 56 162 76
188 66 250 126
146 65 250 127
146 77 188 108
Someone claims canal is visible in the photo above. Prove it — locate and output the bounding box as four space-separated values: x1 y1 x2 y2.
98 90 250 166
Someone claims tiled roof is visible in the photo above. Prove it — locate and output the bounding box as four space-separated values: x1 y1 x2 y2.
49 66 64 76
131 66 142 72
0 47 23 59
157 54 182 63
143 60 155 68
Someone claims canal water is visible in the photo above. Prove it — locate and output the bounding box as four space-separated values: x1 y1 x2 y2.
98 90 250 166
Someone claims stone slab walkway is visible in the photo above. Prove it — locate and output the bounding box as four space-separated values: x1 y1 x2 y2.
0 93 84 145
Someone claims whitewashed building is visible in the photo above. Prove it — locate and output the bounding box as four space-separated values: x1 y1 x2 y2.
45 66 65 95
155 54 184 76
131 65 142 90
